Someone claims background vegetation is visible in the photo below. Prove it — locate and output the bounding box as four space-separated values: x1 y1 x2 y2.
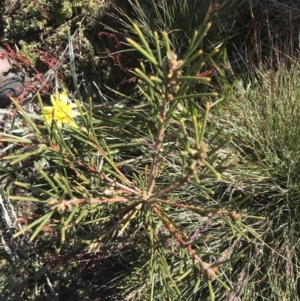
1 0 300 300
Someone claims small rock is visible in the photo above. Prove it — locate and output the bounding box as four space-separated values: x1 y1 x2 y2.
0 48 29 108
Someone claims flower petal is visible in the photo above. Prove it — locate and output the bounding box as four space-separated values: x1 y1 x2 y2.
58 91 68 104
43 106 54 113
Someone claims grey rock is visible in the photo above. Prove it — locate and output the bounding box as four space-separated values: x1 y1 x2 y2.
0 48 29 108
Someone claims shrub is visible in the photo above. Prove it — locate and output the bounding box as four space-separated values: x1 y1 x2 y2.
0 21 260 300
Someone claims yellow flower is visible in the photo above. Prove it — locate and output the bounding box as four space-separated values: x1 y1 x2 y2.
42 91 79 128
